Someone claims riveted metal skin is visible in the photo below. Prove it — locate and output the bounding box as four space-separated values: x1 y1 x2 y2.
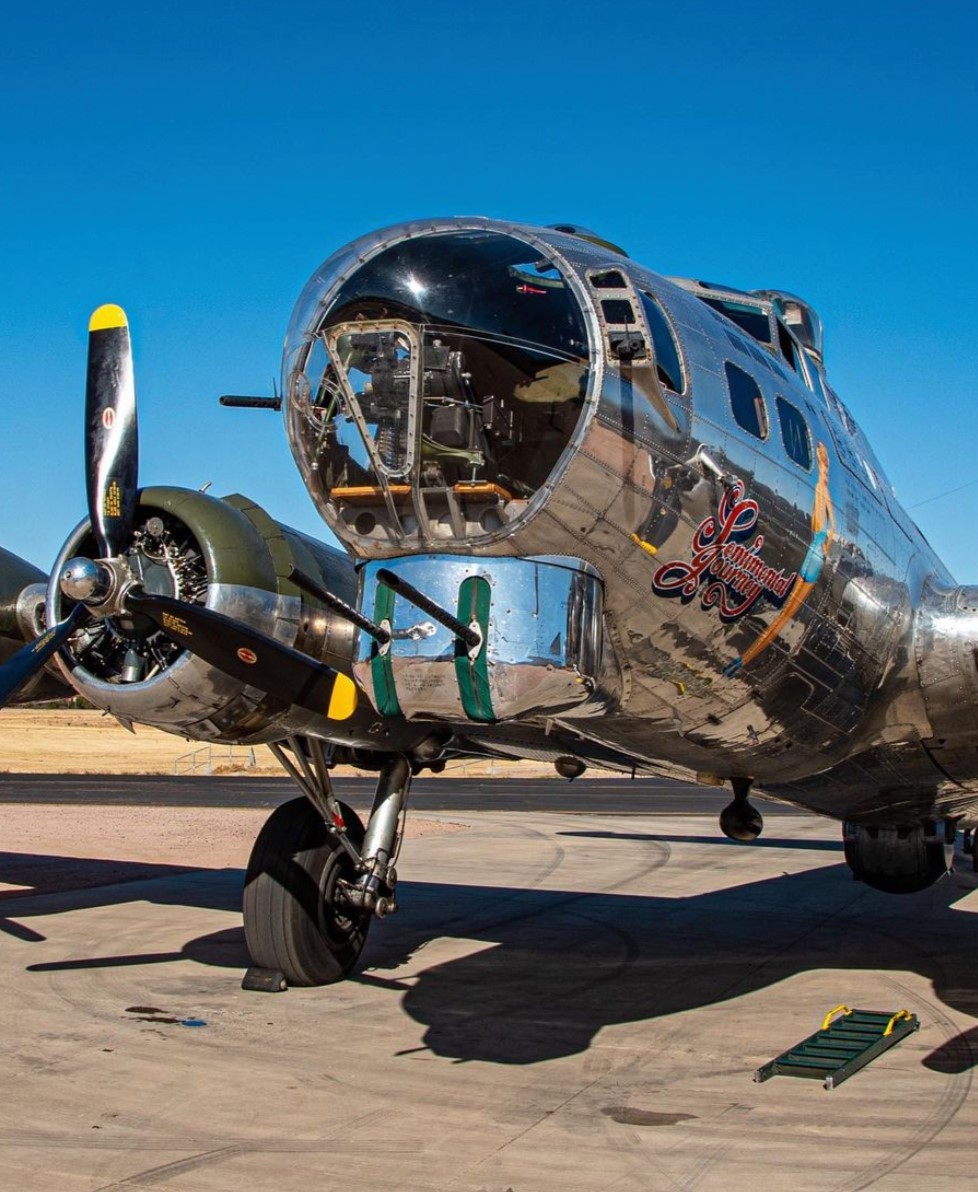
282 216 978 828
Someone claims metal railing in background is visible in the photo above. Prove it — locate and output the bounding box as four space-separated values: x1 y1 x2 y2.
173 744 257 776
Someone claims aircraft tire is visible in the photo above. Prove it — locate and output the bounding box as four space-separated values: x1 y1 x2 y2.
243 796 370 986
842 822 949 894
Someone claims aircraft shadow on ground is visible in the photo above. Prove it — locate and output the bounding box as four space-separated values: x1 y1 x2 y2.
6 848 978 1073
557 830 844 851
0 850 240 925
359 865 978 1069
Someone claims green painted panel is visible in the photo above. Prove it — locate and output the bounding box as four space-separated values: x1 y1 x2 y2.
455 576 494 722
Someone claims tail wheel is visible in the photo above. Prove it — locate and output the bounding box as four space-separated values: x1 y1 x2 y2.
243 796 369 986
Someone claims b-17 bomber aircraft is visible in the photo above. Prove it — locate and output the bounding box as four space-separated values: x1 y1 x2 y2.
3 216 976 989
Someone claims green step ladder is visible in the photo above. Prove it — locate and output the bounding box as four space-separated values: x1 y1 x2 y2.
754 1005 919 1090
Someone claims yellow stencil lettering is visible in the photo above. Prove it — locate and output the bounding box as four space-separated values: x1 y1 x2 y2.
104 480 122 519
161 611 191 637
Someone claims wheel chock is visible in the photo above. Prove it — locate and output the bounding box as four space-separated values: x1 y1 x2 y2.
241 966 288 993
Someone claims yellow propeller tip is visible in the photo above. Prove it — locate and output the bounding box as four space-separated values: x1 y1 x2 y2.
327 673 358 721
89 304 128 332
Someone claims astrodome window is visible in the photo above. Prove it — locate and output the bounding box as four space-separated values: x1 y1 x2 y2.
286 231 593 546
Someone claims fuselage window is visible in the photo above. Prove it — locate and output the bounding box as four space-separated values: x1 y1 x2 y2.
639 292 685 393
702 296 773 344
591 270 627 289
725 361 769 440
775 395 812 470
601 298 635 324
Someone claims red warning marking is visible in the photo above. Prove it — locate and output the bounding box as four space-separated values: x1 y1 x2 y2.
237 648 258 665
516 284 547 296
102 408 116 429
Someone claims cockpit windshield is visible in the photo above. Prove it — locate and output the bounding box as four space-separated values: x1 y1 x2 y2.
285 231 592 547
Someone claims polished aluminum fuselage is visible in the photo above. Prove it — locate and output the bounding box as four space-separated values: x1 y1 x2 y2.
284 218 978 825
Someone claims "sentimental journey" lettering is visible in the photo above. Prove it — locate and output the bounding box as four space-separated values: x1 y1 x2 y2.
650 479 797 622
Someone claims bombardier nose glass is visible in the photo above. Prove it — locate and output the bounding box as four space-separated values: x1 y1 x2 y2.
286 231 592 546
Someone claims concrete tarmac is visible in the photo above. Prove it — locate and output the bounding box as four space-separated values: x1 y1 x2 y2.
0 772 805 814
3 800 978 1190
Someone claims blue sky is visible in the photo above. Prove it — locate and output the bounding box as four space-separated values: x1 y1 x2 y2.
2 1 976 576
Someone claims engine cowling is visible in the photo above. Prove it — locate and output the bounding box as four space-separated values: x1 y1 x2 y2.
46 486 367 744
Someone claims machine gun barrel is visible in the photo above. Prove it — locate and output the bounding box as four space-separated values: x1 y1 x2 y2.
376 568 482 651
219 394 282 410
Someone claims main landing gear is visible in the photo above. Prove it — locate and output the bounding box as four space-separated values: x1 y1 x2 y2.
243 737 412 987
843 819 953 894
719 776 764 842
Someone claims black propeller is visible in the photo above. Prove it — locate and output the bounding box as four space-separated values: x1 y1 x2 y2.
0 305 355 720
85 305 138 558
124 591 352 717
0 604 90 706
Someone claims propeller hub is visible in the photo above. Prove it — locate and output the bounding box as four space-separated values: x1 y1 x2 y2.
60 557 114 605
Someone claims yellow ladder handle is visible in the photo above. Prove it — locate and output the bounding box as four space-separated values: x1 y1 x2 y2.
883 1010 912 1037
821 1004 853 1031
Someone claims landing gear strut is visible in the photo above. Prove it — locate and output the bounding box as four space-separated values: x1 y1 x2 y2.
719 776 763 842
242 739 413 987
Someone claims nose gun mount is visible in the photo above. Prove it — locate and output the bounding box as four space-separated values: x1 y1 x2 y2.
354 554 606 723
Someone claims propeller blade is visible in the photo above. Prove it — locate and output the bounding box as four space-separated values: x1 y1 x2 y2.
86 304 138 558
0 604 90 707
124 591 357 719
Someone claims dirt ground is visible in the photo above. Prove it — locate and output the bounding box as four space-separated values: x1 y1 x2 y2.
0 707 565 778
0 708 473 896
0 710 561 895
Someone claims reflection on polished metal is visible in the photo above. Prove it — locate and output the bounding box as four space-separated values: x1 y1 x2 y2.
279 215 978 849
355 554 604 722
16 214 978 998
60 557 113 604
346 753 411 916
289 565 391 645
375 568 481 652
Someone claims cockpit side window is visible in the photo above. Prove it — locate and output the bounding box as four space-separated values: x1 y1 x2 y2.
701 296 773 344
725 362 769 440
639 292 685 394
776 319 799 372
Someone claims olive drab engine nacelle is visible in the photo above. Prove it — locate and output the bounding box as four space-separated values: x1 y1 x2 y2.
0 546 70 703
44 486 367 744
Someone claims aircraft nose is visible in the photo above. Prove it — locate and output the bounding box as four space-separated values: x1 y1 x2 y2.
282 227 593 548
